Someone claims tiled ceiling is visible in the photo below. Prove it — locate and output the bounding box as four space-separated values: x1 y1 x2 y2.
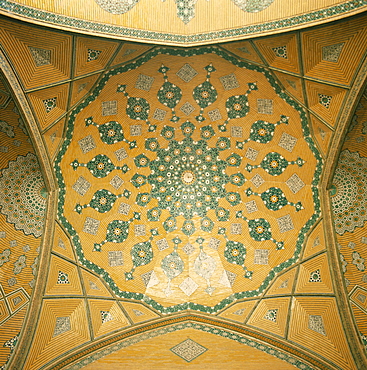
0 11 366 370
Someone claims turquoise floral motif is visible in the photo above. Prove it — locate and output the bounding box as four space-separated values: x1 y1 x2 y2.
13 255 26 275
125 233 154 280
181 121 195 137
147 207 161 221
70 154 130 178
145 134 229 219
216 137 231 151
236 115 289 148
117 84 155 131
193 64 217 122
136 192 151 207
85 117 137 148
225 192 241 206
216 207 230 221
236 211 284 249
246 187 303 212
201 217 214 232
194 237 216 295
218 82 258 132
93 213 140 252
131 173 148 188
75 189 124 214
157 65 182 123
161 239 184 297
220 228 252 279
201 125 215 140
226 153 242 167
245 152 305 176
134 154 151 168
161 125 175 140
163 216 177 232
145 138 160 152
0 249 10 267
182 219 195 236
230 173 246 186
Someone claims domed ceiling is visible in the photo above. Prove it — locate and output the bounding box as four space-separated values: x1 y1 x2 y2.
0 11 367 370
0 0 367 44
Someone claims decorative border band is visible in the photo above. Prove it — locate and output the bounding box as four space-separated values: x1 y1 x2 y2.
0 0 366 45
54 316 328 370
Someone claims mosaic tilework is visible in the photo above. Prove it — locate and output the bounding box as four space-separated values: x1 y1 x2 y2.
66 322 314 370
0 153 46 238
331 95 367 357
1 0 367 46
331 150 367 235
170 338 207 362
55 47 321 315
28 46 51 67
94 0 140 14
0 79 45 369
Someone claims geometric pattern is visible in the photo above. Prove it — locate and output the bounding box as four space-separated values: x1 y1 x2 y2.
302 17 367 85
309 269 322 283
322 43 344 63
308 315 326 335
257 99 273 115
43 97 57 113
305 80 347 127
295 254 333 294
81 270 113 298
2 12 367 370
135 74 154 91
265 268 297 297
120 302 160 324
27 82 70 130
88 300 129 338
53 317 71 337
218 300 257 323
278 132 297 152
29 46 51 67
0 19 72 89
289 297 356 370
302 220 326 261
87 49 101 62
286 173 305 194
170 338 208 362
0 153 46 238
74 37 119 77
318 94 332 108
45 255 83 296
23 299 90 370
55 48 320 314
247 297 290 337
219 73 239 90
264 309 278 322
272 46 287 59
254 34 300 74
176 63 198 83
331 150 367 235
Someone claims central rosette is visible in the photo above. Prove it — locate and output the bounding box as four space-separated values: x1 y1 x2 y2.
147 135 229 220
